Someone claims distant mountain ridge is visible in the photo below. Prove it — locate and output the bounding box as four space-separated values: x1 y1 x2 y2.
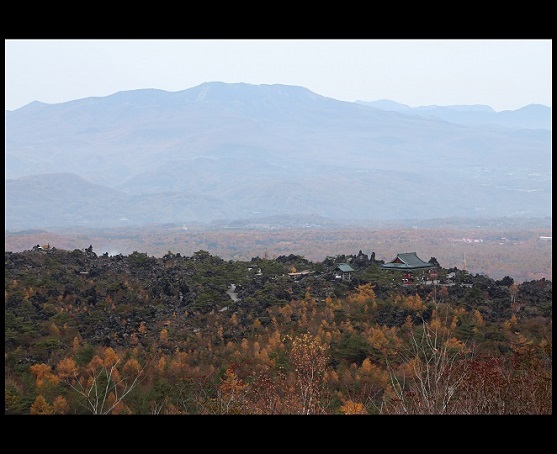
5 82 552 230
356 99 551 130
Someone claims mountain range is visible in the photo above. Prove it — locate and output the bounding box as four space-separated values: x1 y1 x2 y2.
355 99 551 130
5 82 552 230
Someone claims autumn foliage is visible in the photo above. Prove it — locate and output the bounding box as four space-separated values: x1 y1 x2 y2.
4 247 552 414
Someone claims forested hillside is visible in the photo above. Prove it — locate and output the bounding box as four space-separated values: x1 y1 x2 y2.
5 246 552 415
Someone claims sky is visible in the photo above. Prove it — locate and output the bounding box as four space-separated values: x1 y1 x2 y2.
5 39 552 112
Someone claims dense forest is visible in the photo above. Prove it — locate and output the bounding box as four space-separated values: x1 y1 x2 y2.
5 245 552 415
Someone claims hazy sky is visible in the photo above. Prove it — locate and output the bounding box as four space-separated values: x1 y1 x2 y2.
5 39 552 112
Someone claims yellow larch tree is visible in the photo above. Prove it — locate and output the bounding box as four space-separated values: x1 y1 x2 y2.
287 333 329 415
217 366 250 414
30 394 53 415
52 395 70 414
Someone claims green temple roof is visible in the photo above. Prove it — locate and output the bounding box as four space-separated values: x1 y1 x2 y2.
379 252 435 271
335 263 355 272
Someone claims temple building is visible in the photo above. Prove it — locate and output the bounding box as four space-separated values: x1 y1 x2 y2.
379 252 436 284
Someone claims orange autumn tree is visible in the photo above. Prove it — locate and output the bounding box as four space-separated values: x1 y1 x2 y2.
55 347 144 414
30 394 53 415
339 399 367 415
347 283 377 308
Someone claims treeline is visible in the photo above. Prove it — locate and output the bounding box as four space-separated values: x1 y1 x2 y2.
4 247 552 414
5 224 553 283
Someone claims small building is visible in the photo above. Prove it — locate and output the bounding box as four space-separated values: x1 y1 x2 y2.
287 270 313 278
334 263 355 281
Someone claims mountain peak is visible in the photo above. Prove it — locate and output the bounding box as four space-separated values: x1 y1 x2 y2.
177 81 326 104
